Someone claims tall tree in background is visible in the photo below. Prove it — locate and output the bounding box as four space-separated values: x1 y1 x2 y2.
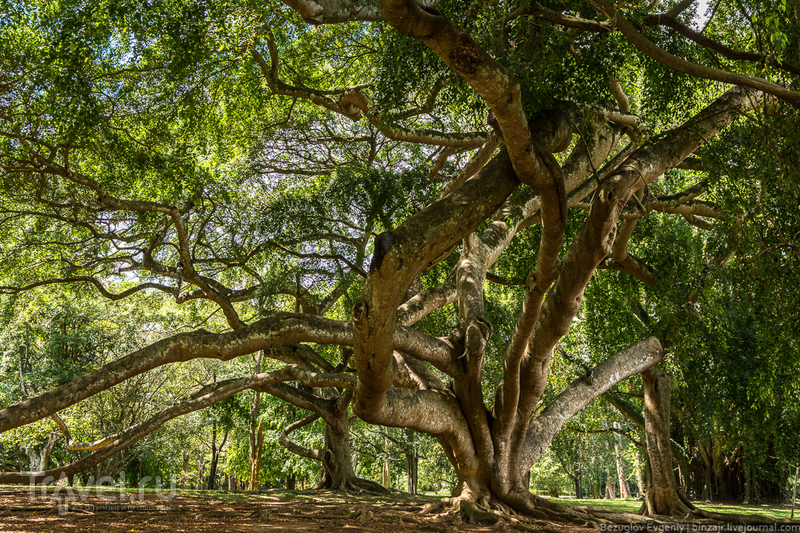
1 0 798 521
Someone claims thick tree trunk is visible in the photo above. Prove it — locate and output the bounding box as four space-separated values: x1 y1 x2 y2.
319 419 359 489
356 337 665 521
279 407 387 493
319 417 388 492
641 367 693 515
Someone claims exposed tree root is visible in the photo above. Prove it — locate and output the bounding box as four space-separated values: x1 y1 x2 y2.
454 498 509 524
640 493 695 518
420 492 601 531
377 484 800 532
364 490 800 533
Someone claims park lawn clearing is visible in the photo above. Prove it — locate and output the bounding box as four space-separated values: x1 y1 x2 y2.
553 497 796 520
2 487 796 533
0 486 592 533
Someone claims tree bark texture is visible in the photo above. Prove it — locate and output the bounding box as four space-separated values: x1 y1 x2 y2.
642 367 693 515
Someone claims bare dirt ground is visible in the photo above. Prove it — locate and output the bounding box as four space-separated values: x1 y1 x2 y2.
0 487 595 533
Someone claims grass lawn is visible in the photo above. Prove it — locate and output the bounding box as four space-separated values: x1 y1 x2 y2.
552 497 797 520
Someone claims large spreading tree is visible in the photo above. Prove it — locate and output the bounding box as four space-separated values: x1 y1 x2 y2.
1 0 798 521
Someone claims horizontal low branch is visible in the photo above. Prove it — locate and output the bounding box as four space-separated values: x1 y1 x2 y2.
0 368 305 484
0 312 446 433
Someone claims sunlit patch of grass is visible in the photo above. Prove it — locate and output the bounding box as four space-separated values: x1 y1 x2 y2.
554 497 642 513
693 502 795 520
552 497 796 520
